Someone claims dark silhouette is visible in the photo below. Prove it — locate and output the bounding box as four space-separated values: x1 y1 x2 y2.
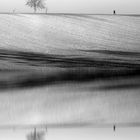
113 125 116 131
113 10 116 15
26 128 45 140
26 0 47 13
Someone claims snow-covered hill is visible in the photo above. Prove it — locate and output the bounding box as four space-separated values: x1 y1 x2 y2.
0 14 140 54
0 14 140 127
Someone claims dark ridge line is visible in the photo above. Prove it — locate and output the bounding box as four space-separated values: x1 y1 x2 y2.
1 48 140 60
1 56 140 69
0 69 140 91
81 49 140 57
0 49 61 58
2 54 140 68
0 49 140 68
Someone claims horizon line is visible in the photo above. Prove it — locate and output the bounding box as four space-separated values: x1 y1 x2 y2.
0 12 139 16
0 122 140 130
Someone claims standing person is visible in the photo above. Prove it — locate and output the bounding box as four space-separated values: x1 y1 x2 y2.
113 10 116 15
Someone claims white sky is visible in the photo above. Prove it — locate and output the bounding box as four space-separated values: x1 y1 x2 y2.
0 0 140 14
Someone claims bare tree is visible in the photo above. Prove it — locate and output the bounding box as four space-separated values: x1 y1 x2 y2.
26 0 46 13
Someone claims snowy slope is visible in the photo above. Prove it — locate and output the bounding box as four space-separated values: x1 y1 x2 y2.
0 14 140 127
0 14 140 54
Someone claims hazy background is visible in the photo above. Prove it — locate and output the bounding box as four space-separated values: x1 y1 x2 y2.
0 0 140 14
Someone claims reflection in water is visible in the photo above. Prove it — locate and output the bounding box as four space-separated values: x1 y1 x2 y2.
26 129 45 140
0 14 140 140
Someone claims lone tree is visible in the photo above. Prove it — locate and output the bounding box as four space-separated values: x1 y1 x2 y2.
26 0 46 13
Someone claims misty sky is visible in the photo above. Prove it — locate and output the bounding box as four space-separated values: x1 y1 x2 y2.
0 0 140 14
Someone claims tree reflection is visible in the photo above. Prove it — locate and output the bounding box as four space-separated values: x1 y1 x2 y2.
26 130 45 140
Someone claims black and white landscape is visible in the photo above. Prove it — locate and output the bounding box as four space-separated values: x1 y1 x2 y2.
0 14 140 128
